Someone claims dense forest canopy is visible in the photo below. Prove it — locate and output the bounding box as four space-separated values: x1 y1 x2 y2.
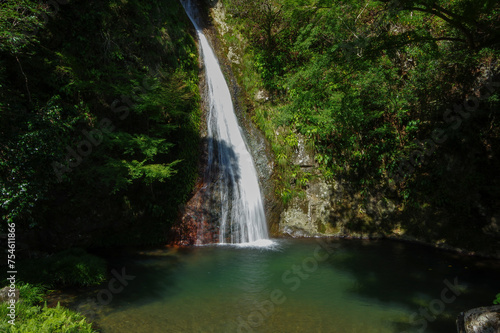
0 0 499 250
0 0 201 248
220 0 500 250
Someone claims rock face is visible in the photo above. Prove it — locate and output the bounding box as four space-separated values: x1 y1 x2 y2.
291 135 315 169
280 133 397 238
280 134 333 237
174 0 282 244
457 305 500 333
281 177 333 237
207 2 282 234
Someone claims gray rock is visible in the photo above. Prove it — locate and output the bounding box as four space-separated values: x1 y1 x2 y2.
457 305 500 333
255 89 269 102
227 47 240 64
292 135 315 168
0 286 19 303
280 177 333 236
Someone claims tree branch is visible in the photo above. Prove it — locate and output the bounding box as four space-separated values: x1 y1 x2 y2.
16 56 31 104
405 6 476 48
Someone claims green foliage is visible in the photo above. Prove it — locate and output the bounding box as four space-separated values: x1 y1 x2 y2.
18 249 106 287
0 283 96 332
1 0 201 247
98 132 180 192
227 0 499 181
223 0 500 250
1 95 82 225
494 293 500 305
0 303 96 333
0 0 47 53
17 283 46 305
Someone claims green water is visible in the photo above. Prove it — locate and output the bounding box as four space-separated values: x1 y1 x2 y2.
94 239 499 332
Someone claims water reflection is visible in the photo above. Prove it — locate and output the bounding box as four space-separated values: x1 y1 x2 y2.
90 239 499 333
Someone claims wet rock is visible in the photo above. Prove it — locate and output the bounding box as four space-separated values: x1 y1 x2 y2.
457 305 500 333
282 225 314 238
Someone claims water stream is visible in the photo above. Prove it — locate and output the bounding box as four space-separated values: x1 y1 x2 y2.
181 0 269 245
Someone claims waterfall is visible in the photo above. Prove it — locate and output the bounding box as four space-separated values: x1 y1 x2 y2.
181 0 269 244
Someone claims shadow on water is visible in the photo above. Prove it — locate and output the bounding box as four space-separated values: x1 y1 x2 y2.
320 238 500 332
180 0 214 31
66 238 500 333
66 247 200 321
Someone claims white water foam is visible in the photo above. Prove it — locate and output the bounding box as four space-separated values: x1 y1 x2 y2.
181 0 269 245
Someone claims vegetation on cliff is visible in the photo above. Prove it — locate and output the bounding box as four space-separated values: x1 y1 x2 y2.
216 0 500 252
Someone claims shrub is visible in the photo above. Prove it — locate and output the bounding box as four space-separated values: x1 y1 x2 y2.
0 283 96 332
0 302 96 333
18 248 106 287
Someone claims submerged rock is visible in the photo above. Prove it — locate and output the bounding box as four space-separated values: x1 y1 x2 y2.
457 305 500 333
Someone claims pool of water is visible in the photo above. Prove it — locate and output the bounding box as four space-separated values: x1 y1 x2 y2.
92 238 499 332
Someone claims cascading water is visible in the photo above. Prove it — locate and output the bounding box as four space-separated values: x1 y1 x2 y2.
181 0 269 245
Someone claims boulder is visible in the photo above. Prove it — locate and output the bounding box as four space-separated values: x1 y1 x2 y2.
457 305 500 333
